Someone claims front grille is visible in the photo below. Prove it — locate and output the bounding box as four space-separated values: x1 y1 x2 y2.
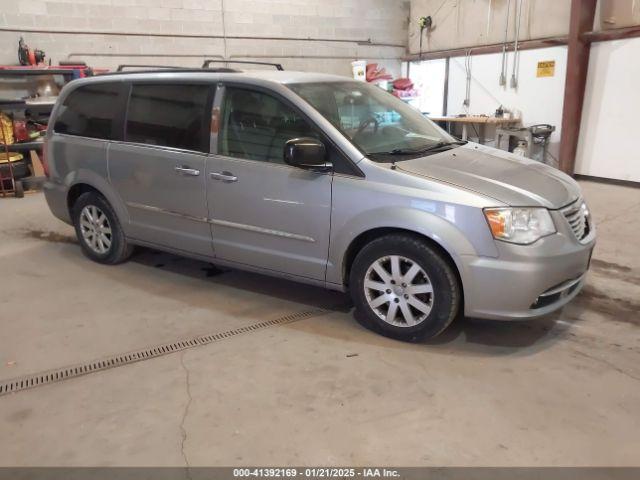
562 199 590 242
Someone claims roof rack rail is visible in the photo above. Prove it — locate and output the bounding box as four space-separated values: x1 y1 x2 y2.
102 66 240 76
117 64 187 72
202 60 284 71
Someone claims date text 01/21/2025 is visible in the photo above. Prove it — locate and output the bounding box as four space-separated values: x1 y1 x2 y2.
232 468 400 478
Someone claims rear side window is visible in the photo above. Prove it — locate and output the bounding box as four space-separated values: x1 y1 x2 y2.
126 84 212 153
54 83 125 140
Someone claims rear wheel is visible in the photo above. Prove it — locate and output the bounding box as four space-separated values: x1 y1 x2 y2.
72 191 133 264
349 234 461 341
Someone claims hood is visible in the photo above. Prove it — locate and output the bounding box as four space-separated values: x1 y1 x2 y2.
396 143 580 209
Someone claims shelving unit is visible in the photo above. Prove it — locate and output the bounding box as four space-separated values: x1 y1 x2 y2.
2 140 43 152
0 120 24 198
0 101 55 110
0 69 60 198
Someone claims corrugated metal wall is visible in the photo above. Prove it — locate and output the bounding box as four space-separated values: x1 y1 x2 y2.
408 0 640 55
408 0 571 55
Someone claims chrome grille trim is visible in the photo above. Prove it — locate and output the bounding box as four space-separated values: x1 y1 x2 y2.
561 199 590 243
538 274 585 298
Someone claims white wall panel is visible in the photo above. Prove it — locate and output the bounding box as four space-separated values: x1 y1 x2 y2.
445 46 567 161
576 37 640 182
407 58 446 116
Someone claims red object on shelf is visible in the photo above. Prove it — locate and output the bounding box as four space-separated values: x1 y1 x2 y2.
18 37 46 66
13 120 28 142
391 77 417 99
392 78 414 90
366 63 392 82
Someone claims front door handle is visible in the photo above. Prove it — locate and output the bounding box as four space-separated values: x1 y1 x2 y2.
210 171 238 183
175 166 201 176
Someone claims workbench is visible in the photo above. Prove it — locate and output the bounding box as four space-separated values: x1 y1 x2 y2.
428 115 520 145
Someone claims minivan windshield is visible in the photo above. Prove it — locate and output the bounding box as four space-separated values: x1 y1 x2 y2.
288 81 458 161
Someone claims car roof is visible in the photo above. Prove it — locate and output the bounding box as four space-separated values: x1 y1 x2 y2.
237 69 349 84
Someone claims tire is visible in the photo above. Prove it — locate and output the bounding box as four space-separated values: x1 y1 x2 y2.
21 175 45 191
14 180 24 198
71 191 133 264
349 234 461 341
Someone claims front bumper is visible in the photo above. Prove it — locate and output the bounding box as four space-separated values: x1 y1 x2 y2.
460 209 595 320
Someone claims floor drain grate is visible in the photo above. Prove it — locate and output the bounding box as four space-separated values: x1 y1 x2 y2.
0 308 327 397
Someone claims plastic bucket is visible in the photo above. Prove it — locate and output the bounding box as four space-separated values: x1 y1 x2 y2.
351 60 367 82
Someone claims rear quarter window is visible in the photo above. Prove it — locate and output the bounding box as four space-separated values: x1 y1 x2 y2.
53 82 126 140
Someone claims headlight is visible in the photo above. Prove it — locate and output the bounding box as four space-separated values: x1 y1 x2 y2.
483 207 556 245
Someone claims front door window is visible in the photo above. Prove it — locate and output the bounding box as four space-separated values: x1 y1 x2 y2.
219 87 318 164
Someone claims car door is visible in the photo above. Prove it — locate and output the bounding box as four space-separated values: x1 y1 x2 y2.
206 85 332 281
108 82 215 257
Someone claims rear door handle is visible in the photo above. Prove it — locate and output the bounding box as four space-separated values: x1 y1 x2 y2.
174 166 200 176
210 171 238 183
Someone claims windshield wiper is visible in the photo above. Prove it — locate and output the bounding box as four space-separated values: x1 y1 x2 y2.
371 140 467 156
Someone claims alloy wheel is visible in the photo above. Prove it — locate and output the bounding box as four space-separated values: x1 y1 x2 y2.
79 205 112 255
363 255 434 327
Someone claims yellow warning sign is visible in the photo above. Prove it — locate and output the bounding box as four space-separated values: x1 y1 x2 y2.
537 60 555 77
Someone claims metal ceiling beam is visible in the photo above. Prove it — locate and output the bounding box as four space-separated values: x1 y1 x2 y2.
402 36 568 61
582 24 640 43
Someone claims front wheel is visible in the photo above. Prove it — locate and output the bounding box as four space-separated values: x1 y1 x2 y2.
349 234 461 341
72 191 133 264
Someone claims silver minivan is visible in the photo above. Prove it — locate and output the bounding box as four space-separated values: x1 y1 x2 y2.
43 68 595 340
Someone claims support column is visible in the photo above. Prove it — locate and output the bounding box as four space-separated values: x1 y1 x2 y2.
558 0 597 175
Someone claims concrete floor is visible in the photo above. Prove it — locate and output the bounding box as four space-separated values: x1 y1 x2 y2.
0 180 638 466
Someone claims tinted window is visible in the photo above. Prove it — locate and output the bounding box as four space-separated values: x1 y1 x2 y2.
219 87 317 164
54 83 125 139
126 84 212 152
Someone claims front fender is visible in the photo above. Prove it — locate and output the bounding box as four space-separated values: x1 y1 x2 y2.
326 205 497 286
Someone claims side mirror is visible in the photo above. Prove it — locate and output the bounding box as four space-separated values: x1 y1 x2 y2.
284 137 331 172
